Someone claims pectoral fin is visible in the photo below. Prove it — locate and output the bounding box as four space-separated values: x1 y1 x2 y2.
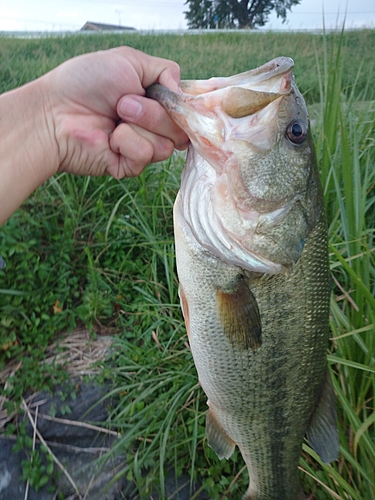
217 276 262 351
307 370 339 463
206 407 236 460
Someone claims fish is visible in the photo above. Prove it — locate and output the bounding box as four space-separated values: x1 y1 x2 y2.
147 57 339 500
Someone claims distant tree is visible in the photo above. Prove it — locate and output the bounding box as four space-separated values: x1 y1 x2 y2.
184 0 300 29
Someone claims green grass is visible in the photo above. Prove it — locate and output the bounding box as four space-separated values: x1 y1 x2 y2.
1 29 375 103
0 30 374 499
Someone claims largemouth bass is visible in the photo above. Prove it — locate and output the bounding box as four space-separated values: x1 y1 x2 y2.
147 57 338 500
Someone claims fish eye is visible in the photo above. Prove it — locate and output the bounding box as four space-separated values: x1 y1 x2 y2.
286 120 308 144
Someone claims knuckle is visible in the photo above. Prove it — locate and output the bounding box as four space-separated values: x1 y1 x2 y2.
161 139 175 159
132 139 154 168
168 60 181 74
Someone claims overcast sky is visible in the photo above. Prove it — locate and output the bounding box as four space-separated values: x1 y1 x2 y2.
0 0 374 32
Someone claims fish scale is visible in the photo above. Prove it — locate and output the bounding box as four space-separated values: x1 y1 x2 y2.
175 208 317 497
147 57 339 499
176 211 328 499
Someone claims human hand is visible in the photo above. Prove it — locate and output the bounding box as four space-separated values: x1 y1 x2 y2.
43 46 189 178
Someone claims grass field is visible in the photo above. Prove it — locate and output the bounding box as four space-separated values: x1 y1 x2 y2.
0 30 374 499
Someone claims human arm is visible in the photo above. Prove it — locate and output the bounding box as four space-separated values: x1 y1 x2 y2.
0 46 188 225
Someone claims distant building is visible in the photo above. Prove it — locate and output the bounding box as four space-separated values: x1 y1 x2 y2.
80 22 136 32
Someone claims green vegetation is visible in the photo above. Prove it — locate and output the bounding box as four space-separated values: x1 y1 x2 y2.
183 0 300 29
0 29 374 499
1 29 375 103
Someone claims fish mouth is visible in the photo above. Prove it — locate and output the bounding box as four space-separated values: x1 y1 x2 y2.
180 56 294 118
147 56 294 118
146 57 295 166
180 57 294 95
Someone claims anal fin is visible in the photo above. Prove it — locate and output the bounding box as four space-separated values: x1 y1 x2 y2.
206 408 236 460
307 370 339 463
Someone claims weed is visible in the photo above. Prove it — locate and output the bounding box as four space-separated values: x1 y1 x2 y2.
0 30 374 499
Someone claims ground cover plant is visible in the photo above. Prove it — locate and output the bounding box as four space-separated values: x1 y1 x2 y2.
0 29 374 499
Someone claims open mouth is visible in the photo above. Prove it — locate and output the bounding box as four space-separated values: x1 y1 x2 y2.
146 57 295 163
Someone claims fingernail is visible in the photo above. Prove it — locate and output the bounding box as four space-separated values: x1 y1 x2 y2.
119 96 142 118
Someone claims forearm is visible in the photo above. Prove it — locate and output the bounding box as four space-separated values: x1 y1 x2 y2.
0 78 58 225
0 47 187 225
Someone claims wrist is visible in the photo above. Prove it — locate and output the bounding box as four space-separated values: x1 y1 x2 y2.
0 77 59 224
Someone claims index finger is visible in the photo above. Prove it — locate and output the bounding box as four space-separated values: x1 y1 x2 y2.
113 47 182 93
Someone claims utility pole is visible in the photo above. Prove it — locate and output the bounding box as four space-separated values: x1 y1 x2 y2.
115 9 124 26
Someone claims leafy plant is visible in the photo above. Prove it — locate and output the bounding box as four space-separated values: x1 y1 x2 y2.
21 447 55 492
0 29 374 499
